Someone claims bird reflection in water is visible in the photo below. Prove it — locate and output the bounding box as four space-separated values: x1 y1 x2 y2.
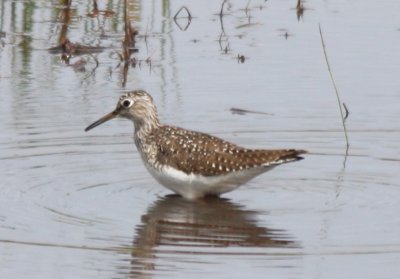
123 195 298 277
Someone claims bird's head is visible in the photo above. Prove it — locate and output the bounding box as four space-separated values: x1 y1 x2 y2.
85 90 159 132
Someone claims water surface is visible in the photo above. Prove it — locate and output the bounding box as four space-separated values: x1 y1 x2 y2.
1 0 400 278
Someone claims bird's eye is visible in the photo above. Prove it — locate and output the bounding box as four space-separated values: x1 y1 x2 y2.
122 99 132 108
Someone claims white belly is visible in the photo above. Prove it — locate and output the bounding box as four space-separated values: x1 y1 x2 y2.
143 163 275 200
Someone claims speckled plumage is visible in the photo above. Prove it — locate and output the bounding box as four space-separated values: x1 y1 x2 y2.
141 126 303 176
85 90 306 199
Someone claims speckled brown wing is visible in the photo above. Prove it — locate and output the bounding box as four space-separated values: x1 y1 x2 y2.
151 126 306 177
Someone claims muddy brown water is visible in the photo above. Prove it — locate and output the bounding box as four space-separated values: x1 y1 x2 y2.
1 1 400 278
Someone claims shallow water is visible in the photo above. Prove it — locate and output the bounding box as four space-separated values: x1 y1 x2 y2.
1 0 400 278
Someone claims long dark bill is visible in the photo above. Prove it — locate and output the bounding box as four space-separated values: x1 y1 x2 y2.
85 110 119 132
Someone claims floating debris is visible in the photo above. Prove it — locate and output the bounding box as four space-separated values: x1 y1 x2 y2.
230 108 273 116
237 54 246 63
48 38 105 56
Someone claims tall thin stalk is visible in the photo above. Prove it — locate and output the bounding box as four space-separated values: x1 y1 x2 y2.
319 24 349 149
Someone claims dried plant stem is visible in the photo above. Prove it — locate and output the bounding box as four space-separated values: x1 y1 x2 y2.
220 0 227 18
319 24 349 148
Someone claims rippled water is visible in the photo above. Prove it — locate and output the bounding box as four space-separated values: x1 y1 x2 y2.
1 0 400 278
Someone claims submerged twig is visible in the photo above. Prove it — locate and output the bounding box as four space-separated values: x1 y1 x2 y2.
173 6 192 31
122 0 138 60
319 24 349 149
121 0 139 87
83 54 99 80
87 0 115 17
174 6 192 20
296 0 305 21
218 0 230 53
219 0 227 35
220 0 228 18
245 0 251 17
343 102 349 121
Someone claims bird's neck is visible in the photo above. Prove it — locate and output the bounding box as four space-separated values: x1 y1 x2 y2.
133 117 160 143
130 103 161 147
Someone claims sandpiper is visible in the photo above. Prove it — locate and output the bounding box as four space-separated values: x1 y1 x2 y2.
85 90 306 200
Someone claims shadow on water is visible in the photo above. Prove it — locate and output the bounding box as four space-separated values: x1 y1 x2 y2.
122 195 298 277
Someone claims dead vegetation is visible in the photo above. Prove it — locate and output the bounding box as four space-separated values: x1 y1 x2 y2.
319 24 350 153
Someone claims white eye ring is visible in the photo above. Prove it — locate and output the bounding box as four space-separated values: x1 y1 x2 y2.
122 99 133 108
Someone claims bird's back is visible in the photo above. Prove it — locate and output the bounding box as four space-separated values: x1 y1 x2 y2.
140 125 306 177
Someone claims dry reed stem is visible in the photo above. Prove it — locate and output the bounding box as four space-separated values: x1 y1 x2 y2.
319 24 349 149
